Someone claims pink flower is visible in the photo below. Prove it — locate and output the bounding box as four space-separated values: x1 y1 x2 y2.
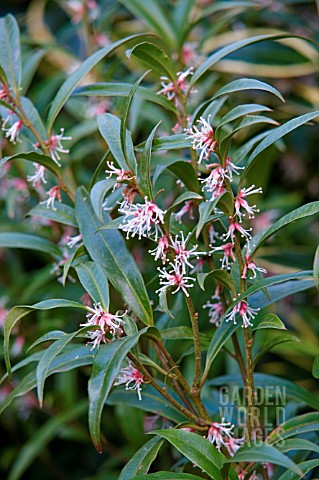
48 128 71 166
242 254 267 279
225 156 244 180
114 362 144 400
210 242 236 270
105 161 135 184
225 436 244 456
119 197 166 240
173 200 195 224
186 116 217 163
209 224 220 244
201 164 226 193
157 67 193 102
149 235 169 263
156 262 195 297
225 300 260 328
5 120 23 144
207 419 234 450
223 219 252 243
235 185 262 222
40 186 62 211
203 299 224 326
170 231 199 273
27 163 47 187
67 233 83 248
82 303 126 348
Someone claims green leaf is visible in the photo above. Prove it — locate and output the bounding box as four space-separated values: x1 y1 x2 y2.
88 329 149 451
121 73 150 174
119 436 164 480
277 438 319 455
251 202 319 256
212 78 284 103
119 0 176 48
0 232 61 259
252 313 286 331
190 33 301 86
241 111 319 182
173 0 194 45
139 122 160 199
132 474 205 480
277 459 319 480
107 383 187 423
62 244 87 286
20 96 47 141
136 134 191 152
0 151 61 180
27 331 66 352
0 14 21 91
98 113 133 171
216 104 271 133
198 269 237 296
128 42 176 80
253 332 298 367
36 326 94 407
75 261 109 310
27 203 77 227
152 429 224 480
0 345 94 413
312 354 319 379
47 33 150 131
157 290 174 319
90 178 116 221
73 83 178 113
313 244 319 289
169 161 201 194
196 196 223 238
7 401 87 480
228 443 302 476
75 187 153 325
165 192 203 228
21 49 45 95
268 412 319 443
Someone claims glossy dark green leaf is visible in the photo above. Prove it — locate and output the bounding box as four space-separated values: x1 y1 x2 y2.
251 202 319 256
107 383 187 423
313 244 319 289
157 290 174 319
27 203 77 227
0 14 21 91
253 332 298 367
119 0 176 47
252 313 286 331
128 42 176 80
75 261 109 310
136 134 191 152
47 33 150 131
190 33 301 86
173 0 194 45
98 113 132 171
7 401 87 480
0 232 61 259
119 436 164 480
213 78 283 103
228 443 301 475
277 438 319 455
277 459 319 480
20 96 47 141
88 329 150 451
139 122 160 199
62 244 87 286
216 104 271 134
27 331 66 352
132 474 205 480
90 178 116 221
312 354 319 379
21 49 45 95
75 187 153 325
268 412 319 443
241 111 319 182
152 429 224 480
0 151 61 180
165 192 203 228
195 196 223 238
73 83 178 113
197 269 237 296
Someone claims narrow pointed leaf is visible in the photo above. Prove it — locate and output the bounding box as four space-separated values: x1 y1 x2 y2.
132 474 205 480
27 203 77 227
119 437 164 480
139 122 160 199
212 78 284 103
217 104 271 133
0 14 21 90
98 113 134 171
0 232 61 259
128 42 176 80
0 151 61 179
198 269 237 296
277 459 319 480
75 261 109 310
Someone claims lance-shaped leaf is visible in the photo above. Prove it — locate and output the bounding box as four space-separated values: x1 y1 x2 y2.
75 261 109 310
73 83 178 113
211 78 284 103
27 203 77 227
119 0 176 48
4 300 88 379
164 191 203 228
241 111 319 182
139 122 160 199
228 443 301 476
47 33 151 131
120 73 150 174
152 429 224 480
75 187 153 325
98 113 134 171
268 412 319 443
88 328 153 451
190 33 302 86
0 14 21 91
119 436 164 480
250 201 319 256
0 232 61 259
277 459 319 480
90 178 116 221
128 42 176 80
197 269 237 296
132 474 205 480
196 196 224 238
277 438 319 455
20 96 47 141
136 134 191 152
0 151 61 179
216 104 271 134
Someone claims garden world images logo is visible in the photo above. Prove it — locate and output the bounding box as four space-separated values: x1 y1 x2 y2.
219 386 287 443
